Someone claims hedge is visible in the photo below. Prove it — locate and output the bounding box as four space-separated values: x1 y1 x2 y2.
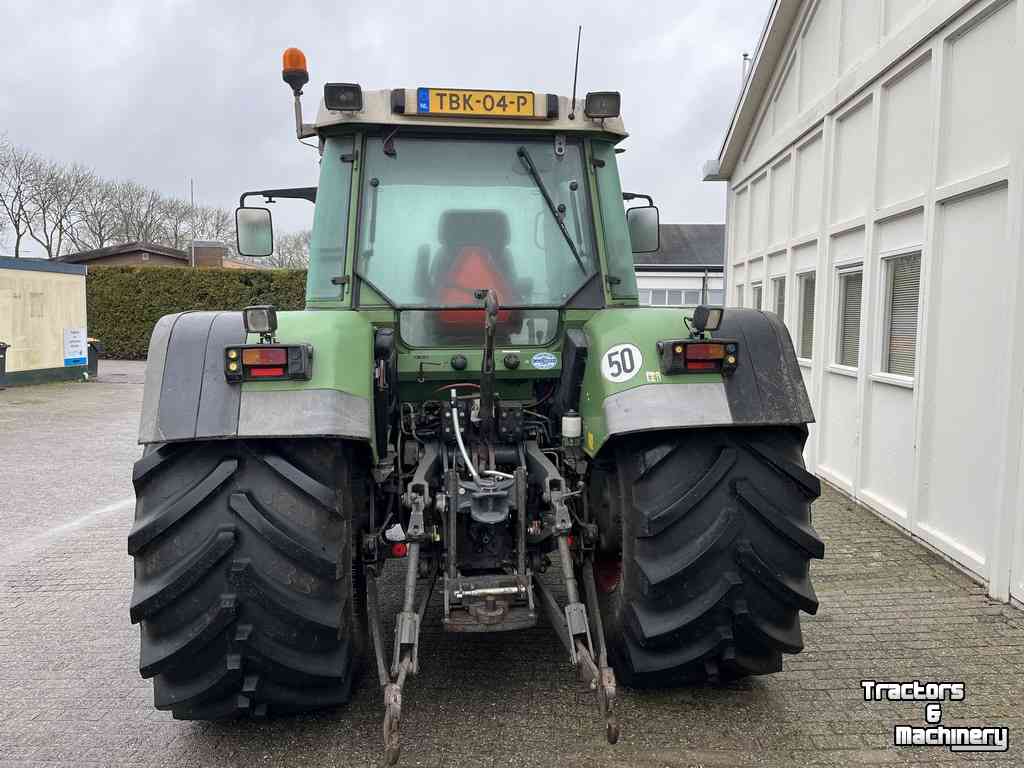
87 266 308 359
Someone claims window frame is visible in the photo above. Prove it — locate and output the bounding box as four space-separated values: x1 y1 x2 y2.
751 282 764 311
352 131 600 310
873 249 922 388
795 269 816 364
832 264 864 373
771 275 787 321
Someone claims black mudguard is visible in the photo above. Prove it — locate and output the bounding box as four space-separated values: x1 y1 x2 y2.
713 308 814 426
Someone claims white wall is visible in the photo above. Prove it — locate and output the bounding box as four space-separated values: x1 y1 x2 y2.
722 0 1023 600
636 272 725 305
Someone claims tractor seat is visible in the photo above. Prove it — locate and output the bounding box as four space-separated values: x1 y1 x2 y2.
430 210 515 292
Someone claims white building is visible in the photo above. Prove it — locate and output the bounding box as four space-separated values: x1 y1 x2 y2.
635 224 725 306
705 0 1023 601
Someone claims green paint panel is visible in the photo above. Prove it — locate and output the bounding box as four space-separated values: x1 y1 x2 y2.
579 307 721 456
241 310 374 398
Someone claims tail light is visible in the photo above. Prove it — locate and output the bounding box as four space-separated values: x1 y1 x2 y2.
656 339 739 375
225 344 313 382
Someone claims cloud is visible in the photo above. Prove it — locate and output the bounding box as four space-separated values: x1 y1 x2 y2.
0 0 768 256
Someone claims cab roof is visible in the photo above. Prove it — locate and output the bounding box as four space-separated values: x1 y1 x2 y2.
313 89 627 140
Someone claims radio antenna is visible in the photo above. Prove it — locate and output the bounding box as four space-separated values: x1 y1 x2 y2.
568 25 582 120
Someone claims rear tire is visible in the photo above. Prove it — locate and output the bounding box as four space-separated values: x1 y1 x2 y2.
129 439 367 719
596 427 823 686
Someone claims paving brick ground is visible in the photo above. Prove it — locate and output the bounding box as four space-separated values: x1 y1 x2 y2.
1 361 1022 767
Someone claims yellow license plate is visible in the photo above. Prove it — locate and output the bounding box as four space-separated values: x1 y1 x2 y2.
417 88 536 118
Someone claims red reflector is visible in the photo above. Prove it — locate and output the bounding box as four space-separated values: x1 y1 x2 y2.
391 542 408 558
685 343 726 360
686 360 718 371
242 347 287 365
249 366 286 377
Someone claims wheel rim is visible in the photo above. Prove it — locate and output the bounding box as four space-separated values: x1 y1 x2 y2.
594 553 622 593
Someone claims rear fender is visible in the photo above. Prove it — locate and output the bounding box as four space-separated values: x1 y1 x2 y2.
138 310 374 448
577 307 813 456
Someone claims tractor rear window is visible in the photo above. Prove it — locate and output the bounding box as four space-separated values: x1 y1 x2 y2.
399 308 559 347
355 136 597 311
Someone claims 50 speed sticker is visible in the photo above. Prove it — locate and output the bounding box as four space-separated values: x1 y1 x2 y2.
601 343 643 383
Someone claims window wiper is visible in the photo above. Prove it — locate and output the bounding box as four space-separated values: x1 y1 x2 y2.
516 146 587 275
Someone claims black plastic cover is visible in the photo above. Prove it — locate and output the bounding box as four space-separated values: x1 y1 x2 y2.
552 328 588 419
712 309 814 425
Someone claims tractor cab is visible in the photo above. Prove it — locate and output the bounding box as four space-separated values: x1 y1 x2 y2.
237 54 662 365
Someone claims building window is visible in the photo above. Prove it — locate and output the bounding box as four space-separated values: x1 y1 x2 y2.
650 289 667 306
836 269 863 367
883 253 921 376
666 289 683 305
684 289 701 305
736 284 744 307
772 276 786 319
752 283 763 310
638 289 652 305
707 289 725 305
798 273 815 359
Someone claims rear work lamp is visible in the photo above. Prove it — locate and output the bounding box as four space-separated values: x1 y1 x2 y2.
225 344 313 383
243 305 278 339
584 91 621 119
656 339 739 376
324 82 364 112
692 305 724 333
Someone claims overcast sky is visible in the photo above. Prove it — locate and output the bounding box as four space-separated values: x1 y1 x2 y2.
1 0 768 257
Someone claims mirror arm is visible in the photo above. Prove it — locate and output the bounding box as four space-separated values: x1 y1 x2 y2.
622 192 654 207
238 187 317 207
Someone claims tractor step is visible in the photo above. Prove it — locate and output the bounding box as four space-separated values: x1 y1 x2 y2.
442 573 536 632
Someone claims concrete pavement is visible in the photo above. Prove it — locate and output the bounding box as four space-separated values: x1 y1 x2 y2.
0 361 1021 767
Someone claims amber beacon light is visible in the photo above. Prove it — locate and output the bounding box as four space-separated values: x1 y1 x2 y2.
282 47 309 93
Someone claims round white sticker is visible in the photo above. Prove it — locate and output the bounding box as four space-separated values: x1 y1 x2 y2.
601 343 643 383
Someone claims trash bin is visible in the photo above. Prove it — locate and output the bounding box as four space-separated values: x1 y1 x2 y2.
87 338 104 379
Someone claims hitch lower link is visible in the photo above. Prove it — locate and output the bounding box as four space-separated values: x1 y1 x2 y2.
525 441 620 744
534 490 620 745
366 485 438 768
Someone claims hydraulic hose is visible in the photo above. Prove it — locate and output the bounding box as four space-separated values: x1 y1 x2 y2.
450 390 483 484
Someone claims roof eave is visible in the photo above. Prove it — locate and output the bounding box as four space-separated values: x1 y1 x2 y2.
634 263 725 273
703 0 803 182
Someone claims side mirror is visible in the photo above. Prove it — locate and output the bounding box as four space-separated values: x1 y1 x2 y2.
236 207 274 257
626 205 659 254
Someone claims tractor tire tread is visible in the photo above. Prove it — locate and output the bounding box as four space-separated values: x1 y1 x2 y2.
130 440 362 719
600 427 823 687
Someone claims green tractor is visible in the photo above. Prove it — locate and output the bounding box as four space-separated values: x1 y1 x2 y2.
129 48 823 765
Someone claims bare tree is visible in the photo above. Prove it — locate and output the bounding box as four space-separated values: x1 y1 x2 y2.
189 204 233 243
0 137 306 264
160 197 193 250
110 181 166 244
268 229 311 268
69 175 118 251
25 160 92 258
0 138 36 257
